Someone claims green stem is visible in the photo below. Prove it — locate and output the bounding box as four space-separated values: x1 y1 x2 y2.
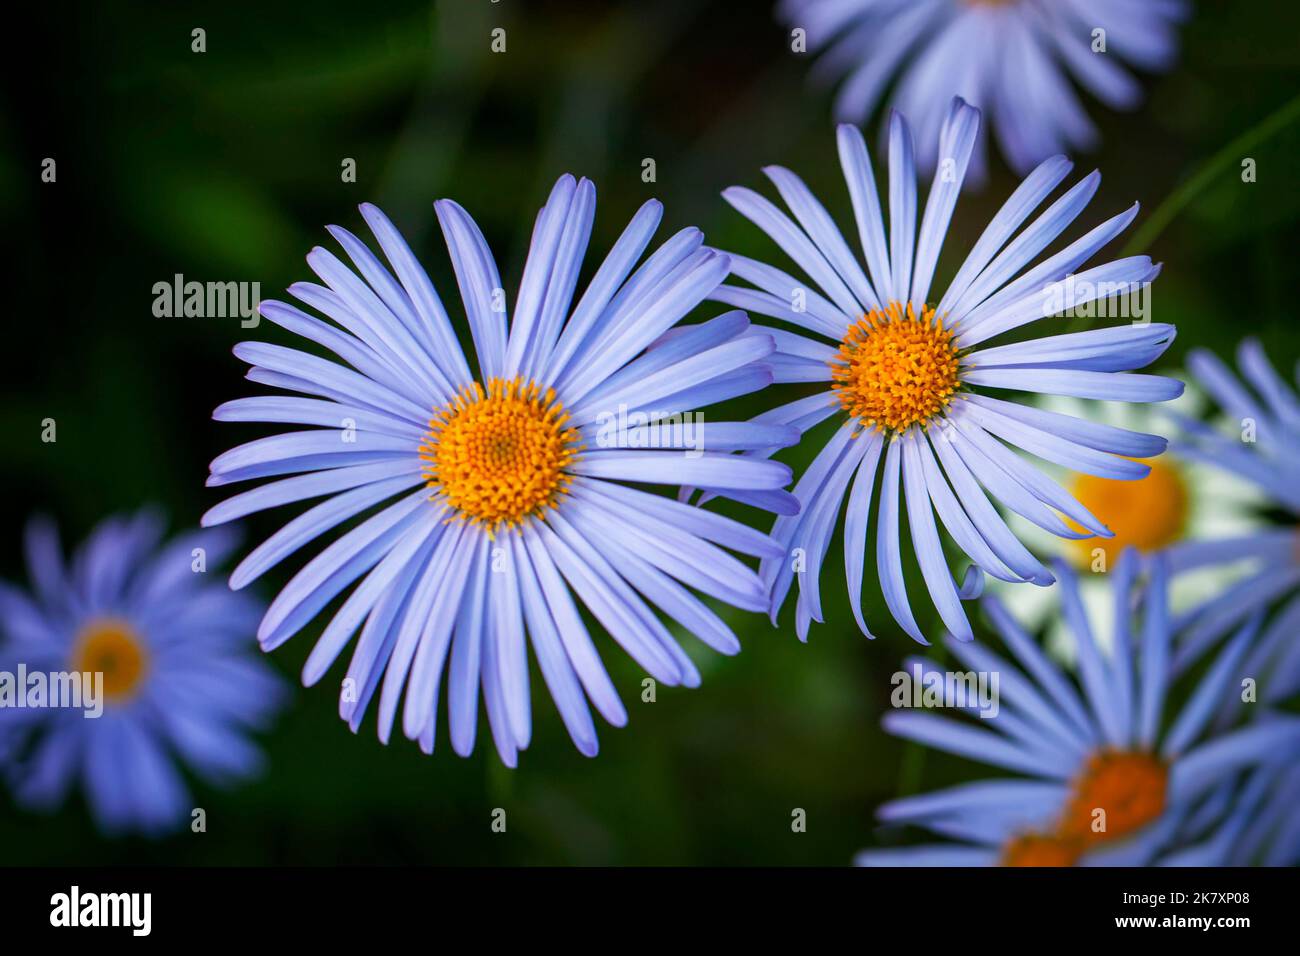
1121 91 1300 257
1063 92 1300 335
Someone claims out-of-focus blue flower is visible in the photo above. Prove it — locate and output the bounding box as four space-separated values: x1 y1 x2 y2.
1162 758 1300 867
855 554 1300 867
713 99 1180 643
780 0 1189 182
1225 763 1300 866
206 174 796 766
1164 341 1300 697
0 513 284 837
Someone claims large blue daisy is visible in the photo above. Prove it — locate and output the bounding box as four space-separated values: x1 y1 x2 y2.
1164 340 1300 694
713 99 1180 643
206 175 795 766
855 553 1300 867
781 0 1189 182
0 513 284 836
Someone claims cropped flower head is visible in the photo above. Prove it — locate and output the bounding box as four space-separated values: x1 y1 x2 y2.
713 99 1180 643
991 388 1266 658
1164 340 1300 691
0 513 283 836
856 554 1300 867
780 0 1189 182
1207 761 1300 867
206 174 795 766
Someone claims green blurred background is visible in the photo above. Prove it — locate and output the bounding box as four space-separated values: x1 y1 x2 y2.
2 0 1298 864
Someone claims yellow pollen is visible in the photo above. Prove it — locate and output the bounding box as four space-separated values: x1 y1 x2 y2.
420 377 581 533
72 618 149 702
1001 833 1082 868
1058 750 1169 845
831 301 961 433
1066 458 1189 567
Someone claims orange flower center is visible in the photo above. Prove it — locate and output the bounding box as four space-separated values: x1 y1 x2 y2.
1001 833 1082 867
72 618 149 702
420 377 581 533
1067 457 1189 567
1001 750 1168 866
831 302 961 433
1058 750 1169 845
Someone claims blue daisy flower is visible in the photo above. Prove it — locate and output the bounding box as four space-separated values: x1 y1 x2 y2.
854 553 1300 867
0 512 284 837
713 99 1181 643
780 0 1189 182
205 174 796 766
1163 340 1300 693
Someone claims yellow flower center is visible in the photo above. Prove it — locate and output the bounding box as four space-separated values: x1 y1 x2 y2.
831 302 961 433
1058 750 1169 845
420 377 581 533
72 618 149 702
1001 833 1081 868
1067 457 1189 567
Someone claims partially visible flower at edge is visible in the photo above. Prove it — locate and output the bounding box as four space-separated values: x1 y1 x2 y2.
1163 758 1300 867
992 384 1267 661
1164 340 1300 696
854 552 1300 867
779 0 1190 184
0 512 285 837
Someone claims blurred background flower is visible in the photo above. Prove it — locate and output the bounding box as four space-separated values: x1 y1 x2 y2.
1208 762 1300 866
991 384 1268 661
0 513 285 836
857 555 1300 866
779 0 1190 184
1165 340 1300 698
3 0 1298 863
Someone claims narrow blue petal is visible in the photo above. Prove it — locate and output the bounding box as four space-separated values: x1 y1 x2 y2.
359 202 474 388
1137 553 1171 749
982 594 1096 744
844 431 885 638
258 490 429 650
854 845 998 867
544 198 663 385
887 110 917 303
721 185 861 319
883 711 1068 779
229 476 424 590
434 198 509 381
447 536 491 755
936 155 1072 317
763 164 879 311
572 450 791 491
514 534 599 756
910 98 979 305
877 437 926 644
836 123 894 302
521 525 626 727
901 431 973 641
1162 615 1257 758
